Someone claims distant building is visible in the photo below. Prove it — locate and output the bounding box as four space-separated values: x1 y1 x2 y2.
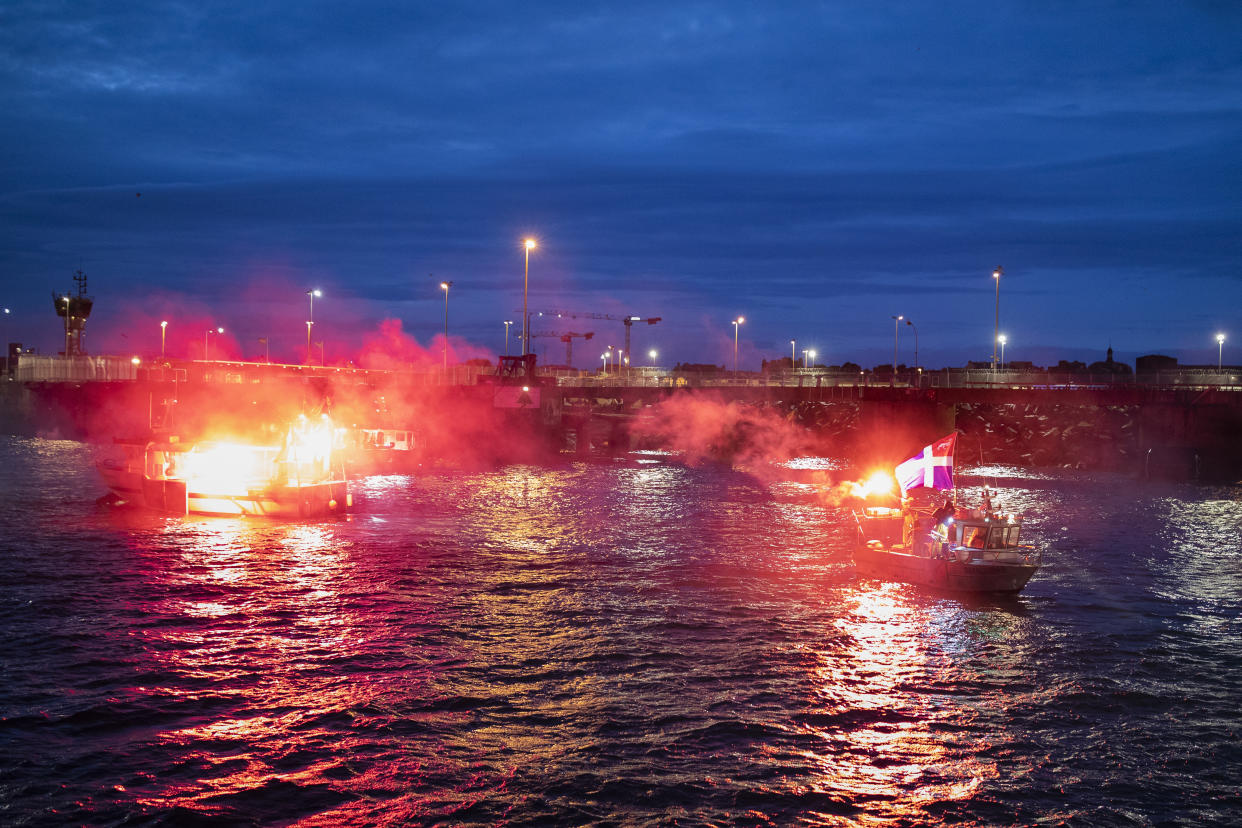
673 363 723 375
1135 354 1177 373
1089 346 1132 376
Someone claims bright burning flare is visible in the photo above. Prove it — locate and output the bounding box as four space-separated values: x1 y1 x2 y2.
849 470 897 500
175 414 340 496
181 442 280 496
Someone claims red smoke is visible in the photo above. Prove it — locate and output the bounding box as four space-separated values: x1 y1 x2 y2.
629 392 809 469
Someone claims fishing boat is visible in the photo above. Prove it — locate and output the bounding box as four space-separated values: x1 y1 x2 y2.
97 413 351 518
852 432 1042 594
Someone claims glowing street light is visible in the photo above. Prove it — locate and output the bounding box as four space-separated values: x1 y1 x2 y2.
160 320 168 359
992 267 1002 370
648 348 658 364
522 238 537 355
306 288 322 358
205 326 223 360
807 349 817 369
2 307 9 376
601 352 609 373
1217 332 1226 370
790 339 796 372
504 320 514 356
891 315 903 379
732 316 745 373
998 333 1008 370
440 281 453 373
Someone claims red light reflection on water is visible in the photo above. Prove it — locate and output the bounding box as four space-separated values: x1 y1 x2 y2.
798 584 997 824
121 518 459 820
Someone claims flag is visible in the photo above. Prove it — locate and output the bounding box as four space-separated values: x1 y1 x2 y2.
895 432 957 492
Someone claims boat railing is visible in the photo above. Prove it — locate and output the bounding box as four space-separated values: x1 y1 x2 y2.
953 543 1042 566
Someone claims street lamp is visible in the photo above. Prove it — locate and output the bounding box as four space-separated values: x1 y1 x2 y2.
905 318 918 372
1217 332 1226 371
160 320 168 360
732 316 745 373
891 315 903 379
440 281 453 373
205 326 223 360
648 348 658 364
807 349 816 370
306 288 321 359
2 307 9 376
601 352 609 373
522 238 537 355
992 267 1002 370
504 320 514 356
790 339 796 372
998 334 1008 370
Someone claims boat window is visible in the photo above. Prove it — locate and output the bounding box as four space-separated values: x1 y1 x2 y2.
963 526 988 548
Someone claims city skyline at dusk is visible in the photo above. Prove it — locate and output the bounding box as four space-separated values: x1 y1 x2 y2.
3 2 1240 369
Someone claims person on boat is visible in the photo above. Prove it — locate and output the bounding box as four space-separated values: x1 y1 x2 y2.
932 496 954 527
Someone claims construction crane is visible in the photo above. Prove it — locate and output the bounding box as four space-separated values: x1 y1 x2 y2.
529 330 594 366
531 311 661 365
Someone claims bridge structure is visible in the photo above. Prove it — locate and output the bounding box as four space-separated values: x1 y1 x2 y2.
3 357 1241 480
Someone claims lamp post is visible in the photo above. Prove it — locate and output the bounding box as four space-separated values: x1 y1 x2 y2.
316 341 325 367
891 315 903 381
439 281 453 373
807 349 816 370
503 320 514 356
205 326 223 360
905 318 918 372
2 307 9 376
160 320 167 360
306 288 321 359
790 339 796 372
992 267 1002 371
522 238 536 355
1217 333 1226 371
648 349 658 365
732 316 745 373
998 334 1007 370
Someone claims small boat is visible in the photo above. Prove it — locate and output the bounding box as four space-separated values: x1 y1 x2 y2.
851 432 1042 594
97 414 351 518
853 499 1042 594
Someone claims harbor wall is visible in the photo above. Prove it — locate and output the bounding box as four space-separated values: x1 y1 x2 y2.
3 380 1239 480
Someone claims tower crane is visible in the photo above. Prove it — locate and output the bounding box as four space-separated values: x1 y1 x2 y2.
530 310 661 365
529 330 594 366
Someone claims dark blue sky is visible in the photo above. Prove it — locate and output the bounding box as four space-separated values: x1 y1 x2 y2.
3 1 1241 369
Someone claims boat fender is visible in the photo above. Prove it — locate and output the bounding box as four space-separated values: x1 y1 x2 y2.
956 547 971 564
329 499 338 510
346 493 353 508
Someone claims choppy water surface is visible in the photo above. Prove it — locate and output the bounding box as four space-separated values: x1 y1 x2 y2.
1 436 1240 826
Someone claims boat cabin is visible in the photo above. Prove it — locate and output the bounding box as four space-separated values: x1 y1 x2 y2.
942 514 1023 551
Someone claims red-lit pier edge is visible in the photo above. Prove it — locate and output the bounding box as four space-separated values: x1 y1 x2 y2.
2 356 1241 480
